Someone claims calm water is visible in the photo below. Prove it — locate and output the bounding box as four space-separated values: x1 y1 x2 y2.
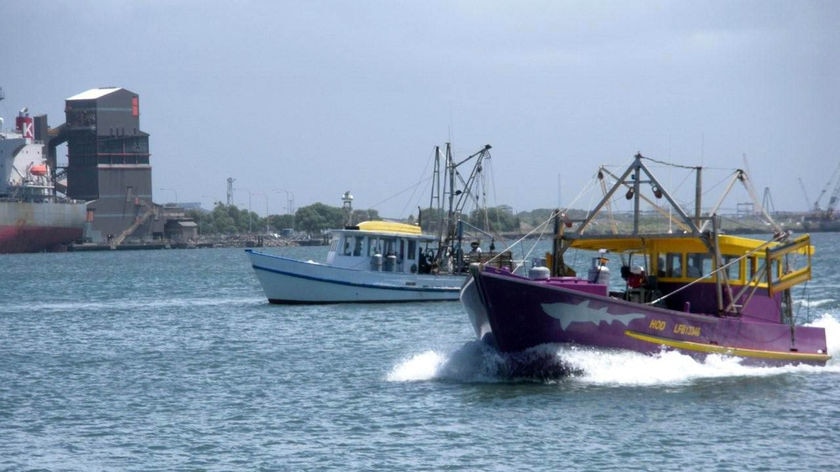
2 234 840 471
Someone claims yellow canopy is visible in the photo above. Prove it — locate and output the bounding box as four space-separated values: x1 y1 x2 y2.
356 220 422 235
567 234 813 256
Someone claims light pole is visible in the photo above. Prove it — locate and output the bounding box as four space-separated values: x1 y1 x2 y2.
275 188 295 228
159 187 178 205
235 188 253 233
247 190 252 233
254 192 270 233
274 189 295 215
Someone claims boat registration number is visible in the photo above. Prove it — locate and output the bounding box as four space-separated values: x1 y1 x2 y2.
649 319 701 337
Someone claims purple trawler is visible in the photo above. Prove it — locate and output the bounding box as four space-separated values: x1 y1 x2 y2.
461 153 829 366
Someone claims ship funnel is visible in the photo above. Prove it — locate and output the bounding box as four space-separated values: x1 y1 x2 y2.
15 113 34 139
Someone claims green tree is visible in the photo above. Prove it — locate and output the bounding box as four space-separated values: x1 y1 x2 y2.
216 204 241 233
516 208 589 229
469 205 520 232
295 203 344 235
188 202 390 235
351 208 380 225
186 203 266 235
268 214 295 232
417 207 444 233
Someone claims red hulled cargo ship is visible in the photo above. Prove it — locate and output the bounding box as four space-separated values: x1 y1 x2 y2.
0 90 86 253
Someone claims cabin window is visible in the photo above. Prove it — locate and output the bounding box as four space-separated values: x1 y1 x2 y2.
368 238 381 256
687 253 712 278
748 256 765 282
383 238 397 256
664 252 682 277
353 237 363 256
343 236 355 256
722 255 743 282
407 240 416 260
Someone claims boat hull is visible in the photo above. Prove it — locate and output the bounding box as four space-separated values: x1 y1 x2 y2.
462 266 830 366
246 249 464 303
0 201 86 254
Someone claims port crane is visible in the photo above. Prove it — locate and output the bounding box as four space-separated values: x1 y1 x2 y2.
811 162 840 219
798 177 812 212
799 164 840 220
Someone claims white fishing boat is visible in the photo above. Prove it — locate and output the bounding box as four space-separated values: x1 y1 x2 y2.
247 144 511 303
247 221 469 303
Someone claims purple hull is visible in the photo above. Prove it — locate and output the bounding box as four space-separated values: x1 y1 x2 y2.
463 266 830 366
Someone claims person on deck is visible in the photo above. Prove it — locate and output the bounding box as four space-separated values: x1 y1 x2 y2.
469 241 482 262
628 265 646 289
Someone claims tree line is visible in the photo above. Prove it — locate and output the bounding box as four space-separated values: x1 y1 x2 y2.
184 202 562 236
185 202 381 237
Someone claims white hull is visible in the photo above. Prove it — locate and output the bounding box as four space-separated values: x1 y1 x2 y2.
459 276 492 340
246 249 464 303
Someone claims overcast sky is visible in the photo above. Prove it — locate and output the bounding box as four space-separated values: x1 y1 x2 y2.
1 0 838 218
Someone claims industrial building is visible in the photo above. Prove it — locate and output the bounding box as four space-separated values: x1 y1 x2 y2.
43 87 196 247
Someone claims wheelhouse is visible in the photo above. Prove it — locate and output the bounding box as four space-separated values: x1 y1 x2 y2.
559 233 813 320
326 221 439 274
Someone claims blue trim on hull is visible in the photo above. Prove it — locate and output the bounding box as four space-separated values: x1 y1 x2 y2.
266 297 456 305
250 263 461 294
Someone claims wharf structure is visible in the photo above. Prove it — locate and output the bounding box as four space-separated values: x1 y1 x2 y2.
48 87 196 248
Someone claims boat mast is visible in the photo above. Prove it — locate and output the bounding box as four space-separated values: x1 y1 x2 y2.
435 143 492 268
429 145 442 240
694 166 702 229
430 146 441 217
632 160 641 233
446 143 456 246
573 154 700 237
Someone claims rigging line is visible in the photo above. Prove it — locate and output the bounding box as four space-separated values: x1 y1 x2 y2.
639 155 699 170
482 212 555 268
395 146 439 217
371 175 434 216
641 155 734 172
599 170 694 233
484 158 504 235
372 150 434 214
571 174 601 215
699 169 740 199
483 175 600 268
512 219 552 273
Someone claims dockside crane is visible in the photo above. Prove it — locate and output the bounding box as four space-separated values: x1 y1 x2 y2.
812 162 840 214
798 177 812 212
825 174 840 220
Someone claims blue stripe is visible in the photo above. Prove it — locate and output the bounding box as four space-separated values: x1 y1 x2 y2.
250 263 460 293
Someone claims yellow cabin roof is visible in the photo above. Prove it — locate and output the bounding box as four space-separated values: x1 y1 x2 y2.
355 221 423 235
567 234 813 256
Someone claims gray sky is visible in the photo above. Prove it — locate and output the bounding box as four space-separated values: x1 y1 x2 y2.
1 0 838 218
